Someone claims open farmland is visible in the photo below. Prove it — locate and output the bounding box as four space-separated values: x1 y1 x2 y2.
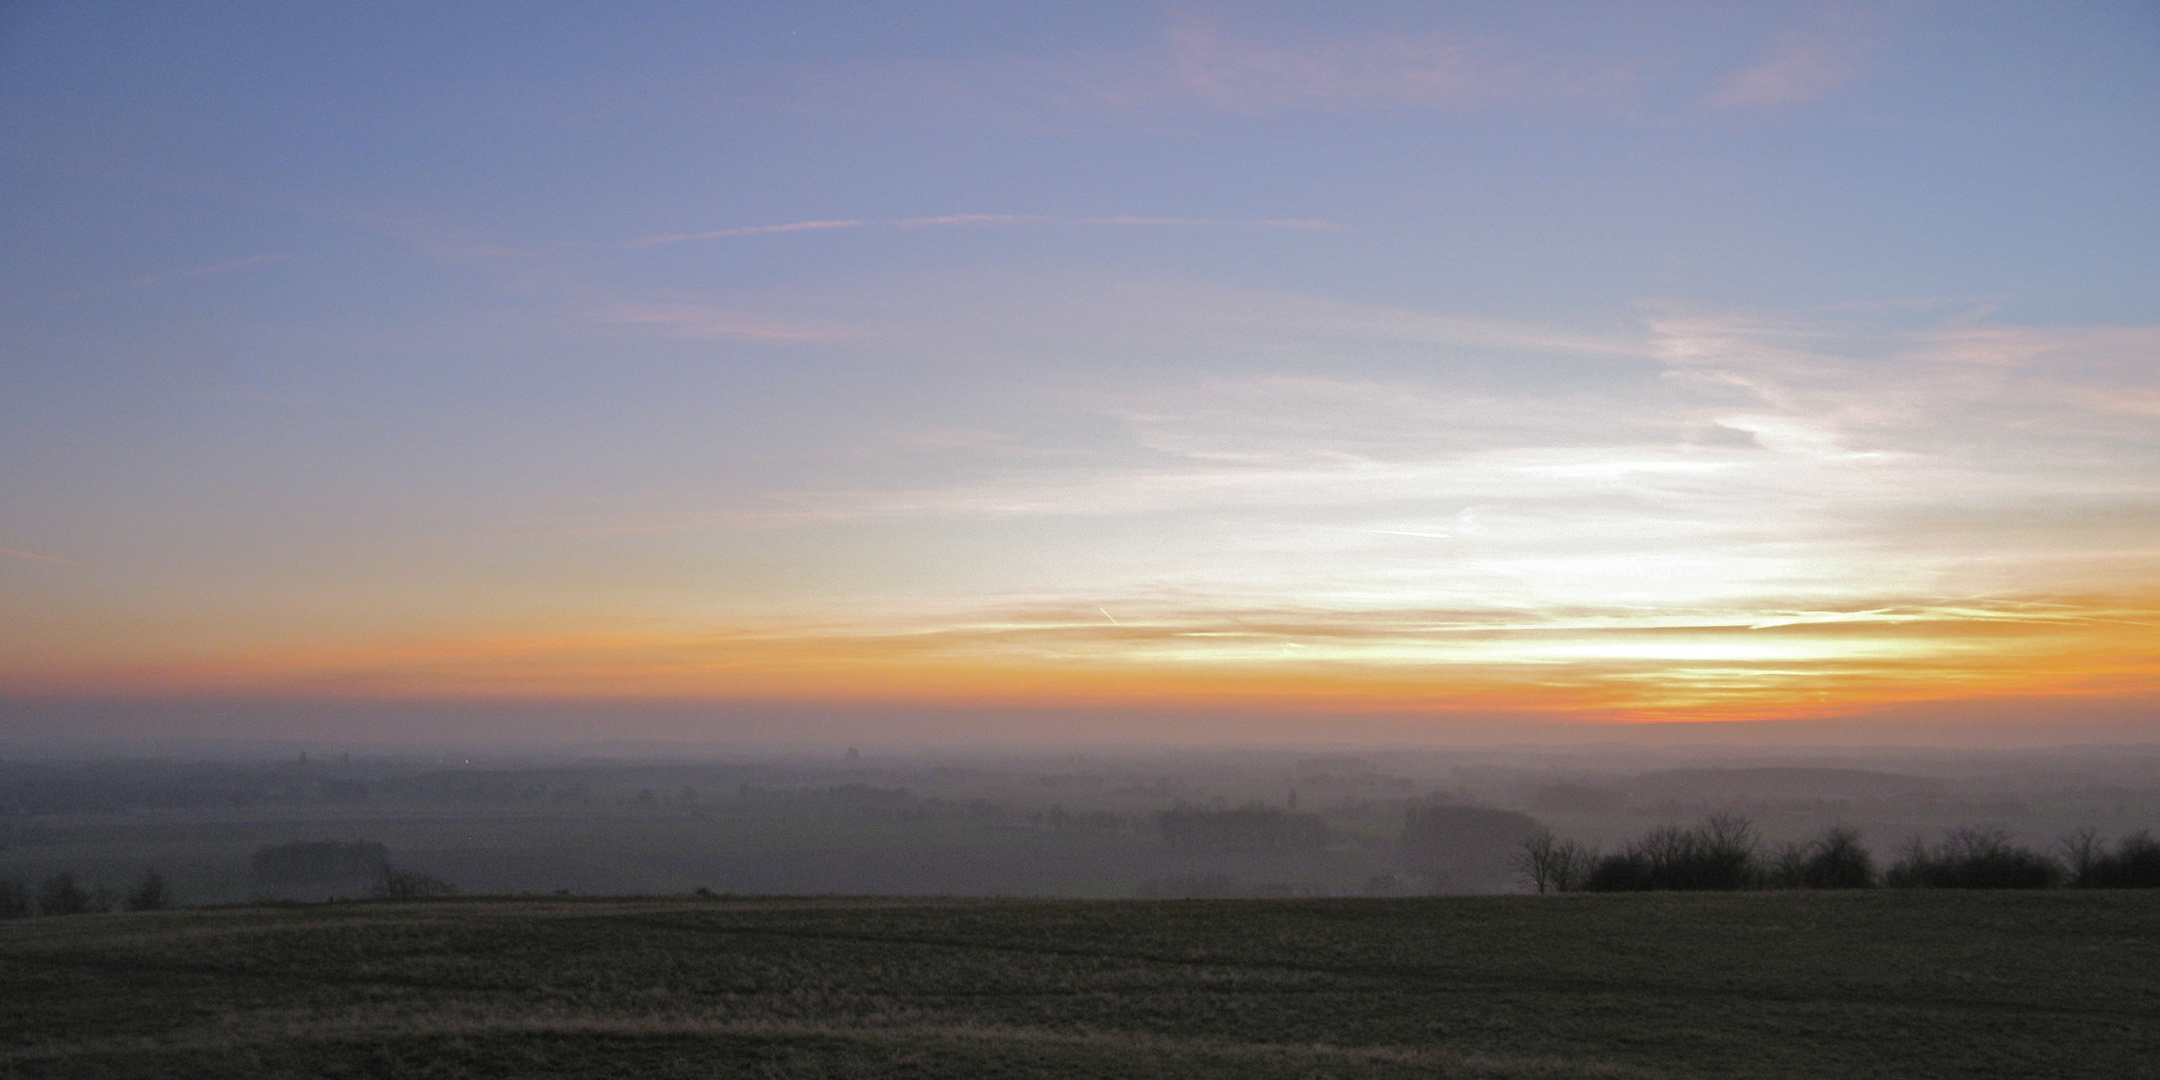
4 891 2156 1079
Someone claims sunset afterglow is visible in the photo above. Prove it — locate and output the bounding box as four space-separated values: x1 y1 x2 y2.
3 4 2156 743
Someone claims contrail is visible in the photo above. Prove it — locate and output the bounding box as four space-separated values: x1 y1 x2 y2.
0 546 86 567
1099 607 1122 627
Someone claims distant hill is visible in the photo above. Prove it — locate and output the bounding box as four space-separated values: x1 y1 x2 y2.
1625 767 1947 803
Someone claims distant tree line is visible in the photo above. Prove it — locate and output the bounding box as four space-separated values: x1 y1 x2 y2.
250 839 456 900
1517 817 2160 892
0 758 382 814
1157 803 1330 853
0 869 174 918
2 838 467 917
0 758 787 815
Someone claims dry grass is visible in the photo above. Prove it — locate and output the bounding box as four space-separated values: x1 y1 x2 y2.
3 892 2155 1078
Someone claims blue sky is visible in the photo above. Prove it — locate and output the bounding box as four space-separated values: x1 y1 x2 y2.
3 2 2157 741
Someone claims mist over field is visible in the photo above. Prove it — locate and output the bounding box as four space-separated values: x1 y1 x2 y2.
8 740 2156 905
6 3 2157 1074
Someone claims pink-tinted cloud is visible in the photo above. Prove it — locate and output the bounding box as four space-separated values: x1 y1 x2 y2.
1056 19 1636 113
1705 32 1872 109
0 545 86 567
625 219 869 250
120 253 291 289
595 301 838 342
9 253 292 307
1171 21 1482 110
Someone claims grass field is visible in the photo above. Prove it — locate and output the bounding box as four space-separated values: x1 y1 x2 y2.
4 892 2156 1079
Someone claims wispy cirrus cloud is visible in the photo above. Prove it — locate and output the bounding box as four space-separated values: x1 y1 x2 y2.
541 288 2160 634
9 253 291 307
1704 31 1873 109
725 17 1639 125
1042 18 1637 114
593 301 839 342
1157 19 1633 112
119 253 291 289
0 546 86 567
26 268 2155 720
626 213 1337 251
625 218 870 249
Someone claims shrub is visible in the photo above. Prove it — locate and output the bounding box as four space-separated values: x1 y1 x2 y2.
1765 841 1808 888
38 871 94 916
125 869 173 911
1515 828 1595 893
1582 814 1759 892
370 867 457 899
2062 826 2102 881
2069 831 2160 889
1885 827 2062 889
1581 851 1654 892
1767 827 1876 889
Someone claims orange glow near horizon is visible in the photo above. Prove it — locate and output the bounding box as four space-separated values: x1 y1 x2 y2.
6 7 2160 748
18 590 2155 729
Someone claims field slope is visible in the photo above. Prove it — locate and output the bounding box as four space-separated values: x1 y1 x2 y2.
3 892 2156 1079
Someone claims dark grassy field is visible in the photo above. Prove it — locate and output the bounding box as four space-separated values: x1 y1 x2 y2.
4 892 2156 1079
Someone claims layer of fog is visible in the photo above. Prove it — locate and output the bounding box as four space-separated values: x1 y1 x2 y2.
3 742 2156 904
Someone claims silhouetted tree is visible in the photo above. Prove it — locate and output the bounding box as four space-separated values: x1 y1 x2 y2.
1581 850 1654 892
1518 828 1562 893
1766 826 1875 889
1515 827 1593 893
1766 840 1809 888
1582 814 1759 891
125 869 172 911
38 871 93 916
370 866 457 898
2069 830 2160 888
2062 827 2102 882
1885 827 2061 889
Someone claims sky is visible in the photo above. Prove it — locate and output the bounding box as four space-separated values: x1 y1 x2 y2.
2 2 2157 746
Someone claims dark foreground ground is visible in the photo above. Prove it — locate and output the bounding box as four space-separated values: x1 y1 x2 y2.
3 892 2156 1079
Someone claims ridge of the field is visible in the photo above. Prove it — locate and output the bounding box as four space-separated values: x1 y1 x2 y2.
3 892 2156 1079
